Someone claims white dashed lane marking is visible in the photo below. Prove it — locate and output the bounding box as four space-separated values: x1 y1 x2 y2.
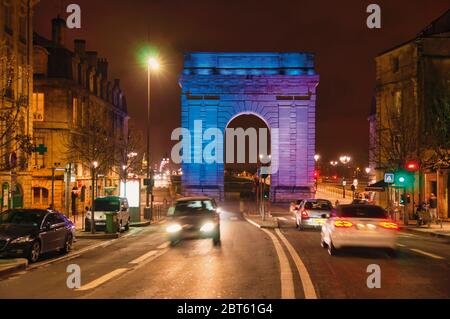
408 248 445 260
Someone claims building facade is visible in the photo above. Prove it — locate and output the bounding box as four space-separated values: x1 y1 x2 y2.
0 0 38 210
374 10 450 218
32 17 129 217
179 52 319 202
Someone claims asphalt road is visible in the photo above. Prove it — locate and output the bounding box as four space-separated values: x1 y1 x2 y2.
0 204 449 299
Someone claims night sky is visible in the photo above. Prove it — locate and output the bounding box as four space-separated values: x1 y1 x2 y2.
34 0 450 168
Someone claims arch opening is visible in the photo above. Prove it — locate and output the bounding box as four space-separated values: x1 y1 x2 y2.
224 113 271 199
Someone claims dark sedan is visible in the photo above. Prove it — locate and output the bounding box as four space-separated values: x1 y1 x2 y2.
166 197 221 246
0 209 75 263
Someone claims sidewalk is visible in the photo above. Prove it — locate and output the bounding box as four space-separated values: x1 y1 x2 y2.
0 258 28 277
400 220 450 239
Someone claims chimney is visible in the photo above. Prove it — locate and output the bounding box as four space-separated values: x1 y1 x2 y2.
74 39 86 58
51 16 66 45
97 58 108 79
86 51 98 69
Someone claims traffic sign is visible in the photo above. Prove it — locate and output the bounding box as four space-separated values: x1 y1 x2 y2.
384 173 394 184
34 144 48 155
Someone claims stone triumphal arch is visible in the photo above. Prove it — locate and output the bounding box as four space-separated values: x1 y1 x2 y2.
179 52 319 202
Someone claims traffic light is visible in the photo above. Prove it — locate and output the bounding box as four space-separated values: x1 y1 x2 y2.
395 170 414 187
314 170 320 179
405 161 419 172
400 193 411 205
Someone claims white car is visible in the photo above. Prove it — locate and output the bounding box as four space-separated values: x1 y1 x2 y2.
85 196 130 232
321 204 399 257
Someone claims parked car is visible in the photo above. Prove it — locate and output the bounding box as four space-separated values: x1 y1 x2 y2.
351 199 370 205
166 196 221 245
85 196 130 232
289 199 304 215
320 204 399 256
294 199 333 230
0 209 75 263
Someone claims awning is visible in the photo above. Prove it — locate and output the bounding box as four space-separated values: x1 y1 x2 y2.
365 180 387 192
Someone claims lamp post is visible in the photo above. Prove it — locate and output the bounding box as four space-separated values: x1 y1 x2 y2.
330 161 338 179
145 57 160 222
339 155 351 179
259 154 271 221
91 161 98 234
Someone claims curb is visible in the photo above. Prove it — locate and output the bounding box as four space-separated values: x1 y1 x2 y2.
243 214 279 229
0 259 28 278
75 232 120 239
130 221 151 227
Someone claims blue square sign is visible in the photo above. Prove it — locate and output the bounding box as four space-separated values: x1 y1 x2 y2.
384 173 394 184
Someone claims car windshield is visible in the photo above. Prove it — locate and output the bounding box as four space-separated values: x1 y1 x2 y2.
174 200 215 215
304 200 332 210
95 199 120 211
338 206 387 219
0 210 46 227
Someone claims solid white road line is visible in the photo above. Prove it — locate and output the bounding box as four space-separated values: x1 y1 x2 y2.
260 228 295 299
76 268 129 291
129 250 158 264
244 217 261 228
396 243 406 247
277 217 287 221
409 248 445 260
275 228 318 299
157 242 170 249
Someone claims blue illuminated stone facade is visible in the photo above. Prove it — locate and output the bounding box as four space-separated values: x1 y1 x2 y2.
179 52 319 202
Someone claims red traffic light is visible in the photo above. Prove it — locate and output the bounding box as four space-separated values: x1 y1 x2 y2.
405 161 419 172
314 170 320 179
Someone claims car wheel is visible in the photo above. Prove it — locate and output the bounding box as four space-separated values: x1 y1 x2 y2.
62 235 73 254
328 240 338 256
213 230 221 246
28 241 41 263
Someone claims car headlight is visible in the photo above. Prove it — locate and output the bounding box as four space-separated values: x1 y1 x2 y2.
166 224 182 233
200 222 215 232
11 236 32 244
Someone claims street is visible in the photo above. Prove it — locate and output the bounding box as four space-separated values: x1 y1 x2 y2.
1 203 449 299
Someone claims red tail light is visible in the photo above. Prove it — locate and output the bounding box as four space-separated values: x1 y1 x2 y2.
379 221 399 230
334 220 353 228
301 210 309 219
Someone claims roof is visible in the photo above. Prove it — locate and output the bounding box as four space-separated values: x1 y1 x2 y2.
418 9 450 36
377 9 450 57
95 196 123 201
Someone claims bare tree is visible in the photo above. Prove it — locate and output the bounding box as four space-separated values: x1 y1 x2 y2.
424 78 450 169
376 98 419 171
0 45 34 170
63 106 116 233
113 126 143 184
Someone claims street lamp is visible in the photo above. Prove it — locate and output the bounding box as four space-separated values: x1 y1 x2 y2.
339 155 351 179
145 56 160 222
314 154 320 162
339 155 351 165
